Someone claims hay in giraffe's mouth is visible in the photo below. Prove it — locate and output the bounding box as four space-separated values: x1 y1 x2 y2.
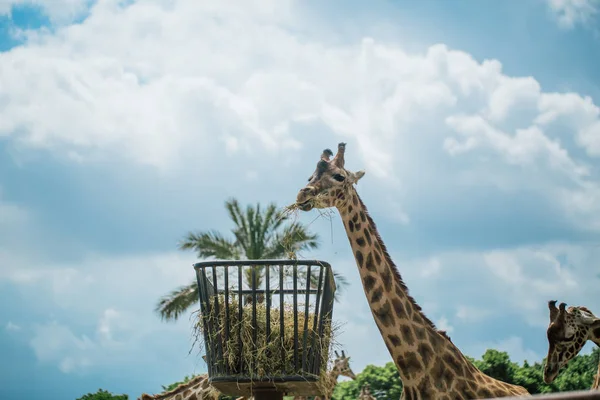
193 297 340 395
297 200 313 211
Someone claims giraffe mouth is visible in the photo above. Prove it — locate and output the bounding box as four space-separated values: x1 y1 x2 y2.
297 200 314 211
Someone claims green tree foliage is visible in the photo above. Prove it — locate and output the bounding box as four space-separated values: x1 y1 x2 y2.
333 362 402 400
76 389 128 400
332 347 600 399
155 198 349 321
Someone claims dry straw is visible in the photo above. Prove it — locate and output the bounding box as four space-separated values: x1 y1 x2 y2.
194 296 340 396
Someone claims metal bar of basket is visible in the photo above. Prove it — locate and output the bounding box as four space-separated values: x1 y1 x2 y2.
252 265 258 374
197 268 213 375
265 265 271 345
238 265 243 374
199 268 216 376
211 265 225 374
292 264 299 372
316 265 333 375
301 264 311 373
279 264 285 374
309 265 324 374
224 265 230 375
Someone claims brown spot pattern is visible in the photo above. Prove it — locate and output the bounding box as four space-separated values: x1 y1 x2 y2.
373 251 382 265
430 361 454 392
413 325 427 340
415 375 436 399
370 286 383 303
418 342 434 366
363 275 376 292
391 298 406 318
396 352 421 381
373 301 395 327
363 228 372 245
443 352 464 376
365 252 376 271
355 250 363 267
388 334 401 347
382 267 392 291
400 325 415 346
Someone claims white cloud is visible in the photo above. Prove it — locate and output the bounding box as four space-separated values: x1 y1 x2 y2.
436 316 454 334
455 306 492 322
419 257 441 278
0 187 28 226
5 321 21 331
1 0 600 234
545 0 599 30
3 250 206 378
30 321 95 374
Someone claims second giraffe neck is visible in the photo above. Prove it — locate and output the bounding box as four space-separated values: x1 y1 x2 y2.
337 189 477 386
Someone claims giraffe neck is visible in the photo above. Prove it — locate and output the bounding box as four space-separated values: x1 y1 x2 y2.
336 189 480 387
139 375 217 400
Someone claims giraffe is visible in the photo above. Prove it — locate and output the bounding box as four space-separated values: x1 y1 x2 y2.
294 142 531 399
358 384 376 400
292 349 357 400
543 300 600 390
138 355 237 400
137 373 220 400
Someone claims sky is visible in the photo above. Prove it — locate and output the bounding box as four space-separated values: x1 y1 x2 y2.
1 0 600 398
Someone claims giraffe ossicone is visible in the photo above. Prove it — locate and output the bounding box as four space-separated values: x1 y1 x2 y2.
295 142 531 399
543 300 600 389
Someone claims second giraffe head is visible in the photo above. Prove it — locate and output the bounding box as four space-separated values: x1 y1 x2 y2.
543 300 600 384
332 349 357 380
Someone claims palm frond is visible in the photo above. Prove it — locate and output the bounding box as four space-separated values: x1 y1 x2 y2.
264 222 320 259
155 281 199 321
178 230 241 260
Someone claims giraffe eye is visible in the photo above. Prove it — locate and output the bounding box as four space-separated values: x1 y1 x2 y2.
332 174 345 182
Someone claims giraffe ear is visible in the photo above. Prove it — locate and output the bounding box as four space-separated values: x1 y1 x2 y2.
349 170 365 184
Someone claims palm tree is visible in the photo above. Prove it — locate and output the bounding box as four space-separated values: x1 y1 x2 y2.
156 198 348 321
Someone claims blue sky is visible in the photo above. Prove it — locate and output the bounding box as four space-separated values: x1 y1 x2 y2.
1 0 600 399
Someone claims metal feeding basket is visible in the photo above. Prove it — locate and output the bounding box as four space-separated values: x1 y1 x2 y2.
194 259 337 399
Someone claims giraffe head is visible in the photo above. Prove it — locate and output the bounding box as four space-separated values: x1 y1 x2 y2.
332 349 357 379
543 300 600 384
296 142 365 212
